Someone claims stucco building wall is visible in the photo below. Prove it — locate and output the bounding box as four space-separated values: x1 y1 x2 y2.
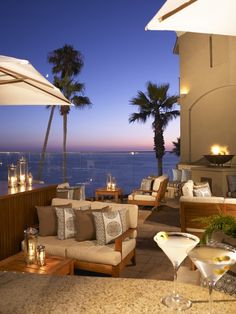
177 33 236 163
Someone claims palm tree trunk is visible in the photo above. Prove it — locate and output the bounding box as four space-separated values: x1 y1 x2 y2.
157 158 163 176
62 112 68 182
36 106 55 181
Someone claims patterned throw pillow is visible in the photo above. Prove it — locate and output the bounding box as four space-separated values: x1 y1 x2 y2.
55 207 76 240
92 209 128 245
193 182 212 197
140 177 153 193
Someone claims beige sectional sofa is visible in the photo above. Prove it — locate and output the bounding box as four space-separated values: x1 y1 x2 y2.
37 198 138 277
180 180 236 237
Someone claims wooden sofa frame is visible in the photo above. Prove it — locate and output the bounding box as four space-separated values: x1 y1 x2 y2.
180 200 236 238
73 228 137 277
128 178 168 208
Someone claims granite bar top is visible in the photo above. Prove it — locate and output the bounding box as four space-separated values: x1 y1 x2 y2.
0 271 235 313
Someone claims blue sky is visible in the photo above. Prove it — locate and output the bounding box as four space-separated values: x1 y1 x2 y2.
0 0 179 152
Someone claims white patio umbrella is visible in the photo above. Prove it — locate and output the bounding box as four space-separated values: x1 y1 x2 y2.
146 0 236 37
0 55 71 105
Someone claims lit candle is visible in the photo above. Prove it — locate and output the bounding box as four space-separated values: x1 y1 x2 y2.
107 182 112 190
28 241 35 263
28 173 33 186
37 245 46 266
20 174 25 185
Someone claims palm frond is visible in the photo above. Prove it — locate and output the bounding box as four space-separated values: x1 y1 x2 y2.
129 112 149 123
72 96 92 107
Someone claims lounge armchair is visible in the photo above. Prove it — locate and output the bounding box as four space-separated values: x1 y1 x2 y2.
128 175 168 208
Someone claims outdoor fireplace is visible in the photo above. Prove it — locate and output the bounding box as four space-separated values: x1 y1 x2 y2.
204 145 234 167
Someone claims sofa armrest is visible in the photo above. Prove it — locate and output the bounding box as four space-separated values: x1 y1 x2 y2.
115 228 136 253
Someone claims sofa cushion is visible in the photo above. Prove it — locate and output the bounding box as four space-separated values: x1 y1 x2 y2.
55 207 77 240
37 236 136 267
74 207 110 242
36 203 72 236
180 196 225 203
93 209 128 245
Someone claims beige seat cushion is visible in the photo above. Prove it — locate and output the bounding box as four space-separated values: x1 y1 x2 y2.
129 194 156 202
38 236 136 266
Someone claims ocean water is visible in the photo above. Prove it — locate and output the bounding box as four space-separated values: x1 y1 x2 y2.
0 151 179 197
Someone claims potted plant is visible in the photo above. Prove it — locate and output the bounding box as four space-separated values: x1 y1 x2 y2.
195 215 236 243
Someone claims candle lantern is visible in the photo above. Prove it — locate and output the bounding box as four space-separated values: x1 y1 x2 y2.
37 245 46 266
111 177 116 191
106 173 112 190
8 163 17 187
24 227 38 264
17 156 28 185
28 172 33 186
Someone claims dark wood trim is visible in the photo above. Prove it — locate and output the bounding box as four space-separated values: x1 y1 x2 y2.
159 0 198 22
0 184 57 261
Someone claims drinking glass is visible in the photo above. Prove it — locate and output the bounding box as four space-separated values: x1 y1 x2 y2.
187 243 236 314
154 231 200 310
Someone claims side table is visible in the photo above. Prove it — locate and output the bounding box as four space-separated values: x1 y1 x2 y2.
0 252 74 275
95 187 123 203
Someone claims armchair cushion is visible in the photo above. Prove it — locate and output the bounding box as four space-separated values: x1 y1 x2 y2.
227 175 236 193
182 180 194 197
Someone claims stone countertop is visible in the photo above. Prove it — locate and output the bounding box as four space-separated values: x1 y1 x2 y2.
0 271 235 314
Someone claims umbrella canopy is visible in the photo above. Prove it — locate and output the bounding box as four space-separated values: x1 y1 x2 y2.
146 0 236 37
0 55 71 105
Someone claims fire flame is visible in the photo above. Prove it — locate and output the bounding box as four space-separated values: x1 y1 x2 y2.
210 145 229 155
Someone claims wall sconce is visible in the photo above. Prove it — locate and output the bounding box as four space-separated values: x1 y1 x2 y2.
180 87 189 97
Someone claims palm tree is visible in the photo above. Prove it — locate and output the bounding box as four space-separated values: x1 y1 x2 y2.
129 82 179 176
41 44 91 182
171 137 180 157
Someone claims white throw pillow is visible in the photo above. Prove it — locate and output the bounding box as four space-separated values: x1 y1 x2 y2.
92 209 128 245
182 180 194 197
172 168 182 182
193 182 212 197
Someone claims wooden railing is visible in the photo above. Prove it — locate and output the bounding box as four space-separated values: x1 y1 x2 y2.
0 183 57 260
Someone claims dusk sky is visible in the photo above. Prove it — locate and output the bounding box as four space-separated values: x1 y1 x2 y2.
0 0 179 152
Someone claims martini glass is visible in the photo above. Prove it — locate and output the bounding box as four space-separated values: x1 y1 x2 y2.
187 243 236 314
154 231 200 310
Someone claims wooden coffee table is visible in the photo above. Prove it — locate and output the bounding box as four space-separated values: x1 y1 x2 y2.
95 187 123 203
0 252 74 275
